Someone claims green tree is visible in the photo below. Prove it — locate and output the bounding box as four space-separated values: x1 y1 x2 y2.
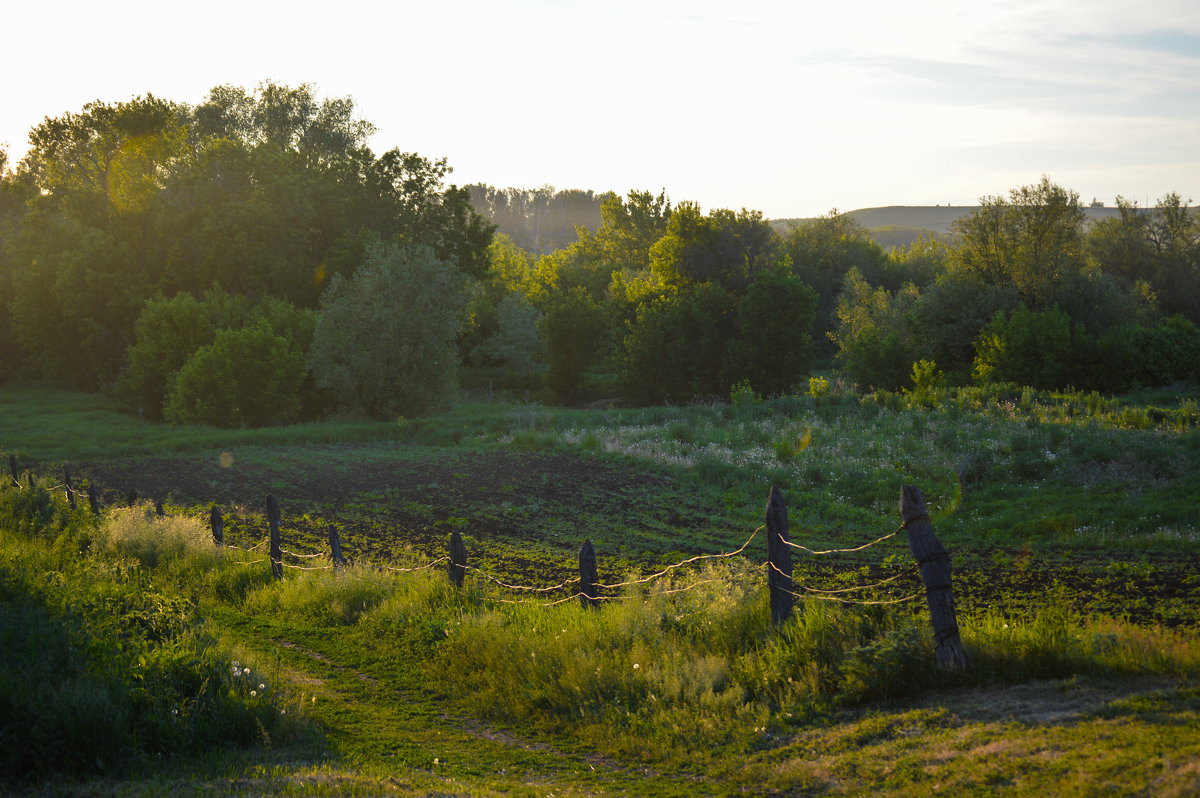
949 177 1087 304
648 204 778 294
470 292 544 377
164 322 306 427
972 304 1082 389
723 270 817 396
779 211 891 350
1089 193 1200 323
308 242 466 417
538 288 609 402
830 268 922 391
621 283 738 404
114 289 315 418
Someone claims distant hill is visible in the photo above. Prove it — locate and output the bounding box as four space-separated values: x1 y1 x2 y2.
770 205 1131 241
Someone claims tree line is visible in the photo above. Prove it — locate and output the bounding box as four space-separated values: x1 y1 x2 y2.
1 84 1197 427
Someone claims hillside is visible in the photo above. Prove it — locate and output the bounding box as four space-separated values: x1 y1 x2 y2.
771 205 1132 237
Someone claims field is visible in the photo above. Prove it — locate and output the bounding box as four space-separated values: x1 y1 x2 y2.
2 381 1199 795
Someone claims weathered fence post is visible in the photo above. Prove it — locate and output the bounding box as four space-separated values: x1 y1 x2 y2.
154 498 165 517
126 489 137 507
209 506 224 546
87 484 100 515
8 454 18 488
766 486 794 625
266 494 283 580
579 539 599 608
901 485 966 673
328 525 346 569
63 467 76 510
448 528 467 587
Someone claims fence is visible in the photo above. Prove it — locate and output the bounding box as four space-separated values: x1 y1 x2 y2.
5 452 967 673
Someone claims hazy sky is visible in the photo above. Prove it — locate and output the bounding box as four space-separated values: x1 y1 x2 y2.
3 0 1198 218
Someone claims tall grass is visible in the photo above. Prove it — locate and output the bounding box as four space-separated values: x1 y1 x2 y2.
0 483 293 781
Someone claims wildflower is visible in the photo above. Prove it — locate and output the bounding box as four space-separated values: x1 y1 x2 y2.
259 683 265 690
633 663 640 670
243 667 250 674
251 690 257 697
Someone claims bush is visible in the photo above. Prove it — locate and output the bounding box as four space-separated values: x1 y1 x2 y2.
309 242 467 418
114 289 316 419
164 322 307 427
723 269 818 396
973 304 1083 389
538 287 609 402
622 283 738 404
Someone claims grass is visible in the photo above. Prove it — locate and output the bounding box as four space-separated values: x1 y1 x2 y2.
1 380 1199 794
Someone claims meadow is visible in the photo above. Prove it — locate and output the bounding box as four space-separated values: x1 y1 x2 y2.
1 379 1198 796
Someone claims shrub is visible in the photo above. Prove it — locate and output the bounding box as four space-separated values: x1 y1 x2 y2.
723 269 818 396
164 322 306 427
309 242 467 418
538 287 609 402
973 304 1082 389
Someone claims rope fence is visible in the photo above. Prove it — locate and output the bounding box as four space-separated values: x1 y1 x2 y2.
3 451 967 672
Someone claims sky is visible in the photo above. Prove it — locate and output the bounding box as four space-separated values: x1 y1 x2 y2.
3 0 1198 218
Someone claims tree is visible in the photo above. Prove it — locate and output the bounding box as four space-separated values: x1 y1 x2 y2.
1089 193 1200 323
621 283 738 404
723 270 817 396
779 211 891 350
972 304 1082 389
308 243 466 417
948 177 1087 304
648 204 778 294
830 268 922 391
538 288 609 401
164 322 306 428
470 292 544 377
113 288 315 418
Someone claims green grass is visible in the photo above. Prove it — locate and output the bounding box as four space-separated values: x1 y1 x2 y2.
2 381 1200 794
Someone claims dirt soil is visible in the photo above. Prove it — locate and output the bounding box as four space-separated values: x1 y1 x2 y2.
65 443 1200 627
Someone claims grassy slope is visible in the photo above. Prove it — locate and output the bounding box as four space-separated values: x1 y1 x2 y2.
2 382 1199 795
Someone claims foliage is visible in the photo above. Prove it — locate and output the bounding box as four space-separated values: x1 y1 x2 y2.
308 242 466 418
723 269 818 396
622 283 738 404
0 486 285 781
648 203 779 293
538 287 610 401
780 211 891 348
972 304 1083 389
469 291 544 376
0 82 492 390
1088 193 1200 323
830 268 922 391
949 177 1087 304
113 288 315 419
164 322 307 427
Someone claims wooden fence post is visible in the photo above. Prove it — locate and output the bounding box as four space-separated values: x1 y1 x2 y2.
8 454 18 488
766 486 794 625
154 499 165 517
209 506 224 546
901 485 966 673
267 494 283 580
87 484 100 515
126 489 137 507
328 525 346 569
579 539 599 608
63 467 76 510
448 528 467 587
